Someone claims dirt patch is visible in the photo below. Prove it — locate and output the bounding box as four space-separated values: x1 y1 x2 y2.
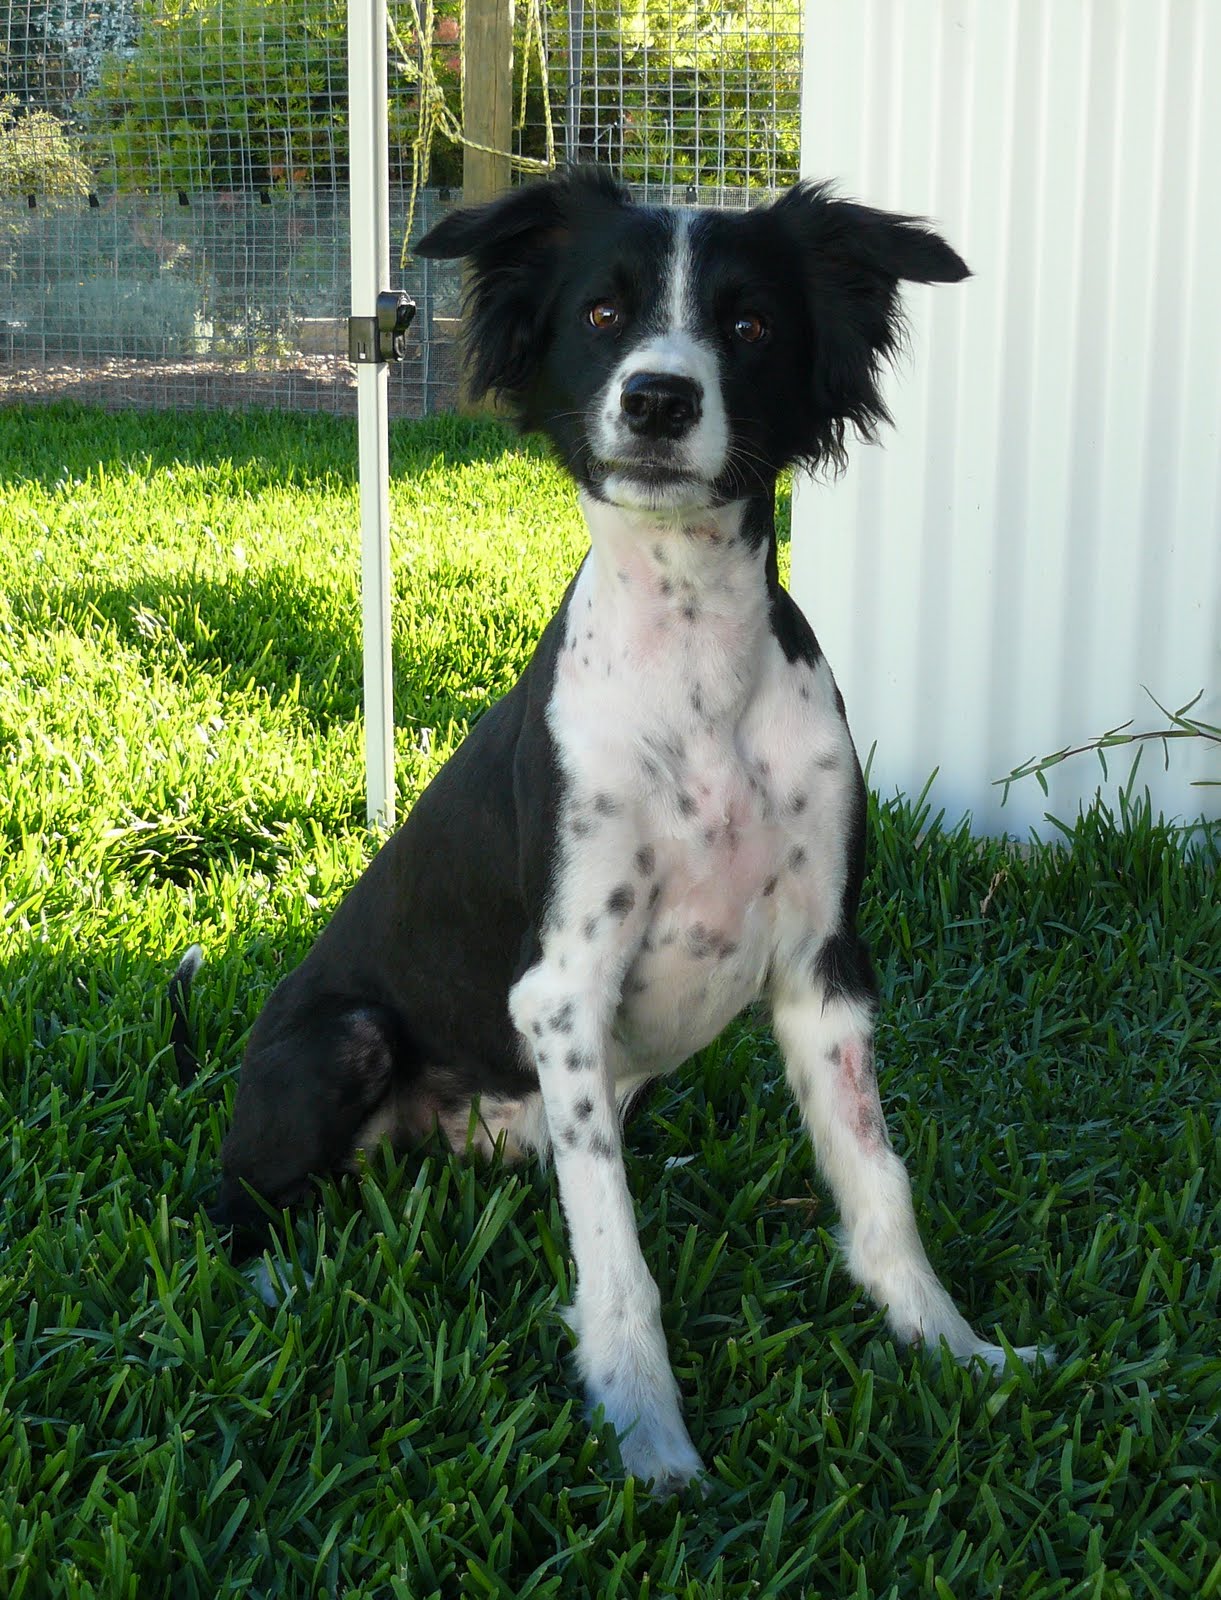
0 353 459 418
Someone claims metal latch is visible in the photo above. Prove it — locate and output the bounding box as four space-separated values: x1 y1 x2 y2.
348 290 417 364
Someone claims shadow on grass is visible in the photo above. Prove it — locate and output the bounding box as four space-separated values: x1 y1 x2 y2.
8 563 512 736
0 401 528 490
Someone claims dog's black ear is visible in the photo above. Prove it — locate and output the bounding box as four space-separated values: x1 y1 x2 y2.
415 167 631 409
769 181 969 471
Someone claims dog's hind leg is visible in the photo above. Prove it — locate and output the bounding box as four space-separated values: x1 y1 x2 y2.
772 933 1051 1373
211 996 406 1242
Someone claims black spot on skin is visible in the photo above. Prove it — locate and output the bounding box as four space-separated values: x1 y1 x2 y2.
593 793 619 816
817 753 839 771
560 1125 580 1149
607 883 636 918
789 846 807 872
617 569 629 584
589 1132 616 1160
660 930 676 946
691 686 704 715
648 881 661 908
635 845 655 876
827 1042 842 1065
582 655 590 667
762 875 778 897
583 916 599 940
678 792 697 816
790 793 808 814
531 1021 542 1038
703 825 718 847
575 1097 594 1120
566 1048 594 1071
660 578 674 597
652 542 669 565
572 814 595 838
681 602 698 622
536 1048 549 1067
549 1001 575 1033
687 924 715 959
585 629 593 641
799 683 811 702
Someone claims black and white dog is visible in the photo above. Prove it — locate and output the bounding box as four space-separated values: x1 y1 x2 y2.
189 168 1047 1493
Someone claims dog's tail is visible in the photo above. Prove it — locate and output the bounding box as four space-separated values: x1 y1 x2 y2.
168 944 204 1086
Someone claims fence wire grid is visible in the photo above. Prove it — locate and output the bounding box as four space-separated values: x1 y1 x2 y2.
1 0 802 415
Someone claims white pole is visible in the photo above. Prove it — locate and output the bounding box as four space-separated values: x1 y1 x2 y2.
349 0 396 829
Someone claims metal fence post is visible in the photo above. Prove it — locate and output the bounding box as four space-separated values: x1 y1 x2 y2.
349 0 396 830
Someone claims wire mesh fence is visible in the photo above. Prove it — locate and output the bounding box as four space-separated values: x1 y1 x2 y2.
1 0 802 415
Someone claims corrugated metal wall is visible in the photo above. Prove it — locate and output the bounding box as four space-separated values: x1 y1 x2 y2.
794 0 1221 836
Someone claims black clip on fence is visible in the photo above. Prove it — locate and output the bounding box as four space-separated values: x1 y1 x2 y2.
348 290 417 364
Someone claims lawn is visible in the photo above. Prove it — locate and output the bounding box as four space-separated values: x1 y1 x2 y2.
0 403 1217 1600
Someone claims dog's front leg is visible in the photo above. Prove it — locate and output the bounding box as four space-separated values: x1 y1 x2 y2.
772 938 1047 1372
509 922 704 1493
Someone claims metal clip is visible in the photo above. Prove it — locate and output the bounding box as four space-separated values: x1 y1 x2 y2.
348 290 417 364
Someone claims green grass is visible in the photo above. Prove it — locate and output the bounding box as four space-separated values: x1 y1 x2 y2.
1 403 1217 1600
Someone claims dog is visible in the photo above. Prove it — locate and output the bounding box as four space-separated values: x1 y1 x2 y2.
178 167 1048 1493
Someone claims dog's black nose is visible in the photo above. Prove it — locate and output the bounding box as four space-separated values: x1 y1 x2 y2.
620 372 702 439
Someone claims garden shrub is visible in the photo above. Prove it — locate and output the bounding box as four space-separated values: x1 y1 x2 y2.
88 0 359 192
0 94 92 196
582 0 802 190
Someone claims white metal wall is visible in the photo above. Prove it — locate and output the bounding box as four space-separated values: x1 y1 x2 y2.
794 0 1221 835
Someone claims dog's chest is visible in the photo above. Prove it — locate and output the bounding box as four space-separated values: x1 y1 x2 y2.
544 517 857 1071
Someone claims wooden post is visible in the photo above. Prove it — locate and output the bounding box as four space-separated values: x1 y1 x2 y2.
462 0 514 205
460 0 513 410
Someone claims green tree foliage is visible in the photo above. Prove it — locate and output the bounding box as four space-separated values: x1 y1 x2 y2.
575 0 802 189
89 0 358 192
84 0 796 198
0 94 92 196
0 0 140 114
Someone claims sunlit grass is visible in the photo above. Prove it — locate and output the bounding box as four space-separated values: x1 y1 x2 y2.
1 404 1217 1599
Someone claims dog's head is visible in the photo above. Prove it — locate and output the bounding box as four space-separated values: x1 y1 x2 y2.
415 168 968 515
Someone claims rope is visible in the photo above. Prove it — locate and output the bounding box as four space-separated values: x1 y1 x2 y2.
392 0 557 266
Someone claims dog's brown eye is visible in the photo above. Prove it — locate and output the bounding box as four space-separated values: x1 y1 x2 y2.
588 301 621 331
734 313 767 343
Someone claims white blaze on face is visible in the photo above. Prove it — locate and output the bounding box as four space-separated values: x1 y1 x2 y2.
592 212 730 511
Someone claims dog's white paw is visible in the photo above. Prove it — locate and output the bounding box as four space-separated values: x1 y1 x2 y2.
250 1259 313 1308
938 1334 1055 1375
959 1338 1056 1375
586 1368 705 1495
604 1397 706 1496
